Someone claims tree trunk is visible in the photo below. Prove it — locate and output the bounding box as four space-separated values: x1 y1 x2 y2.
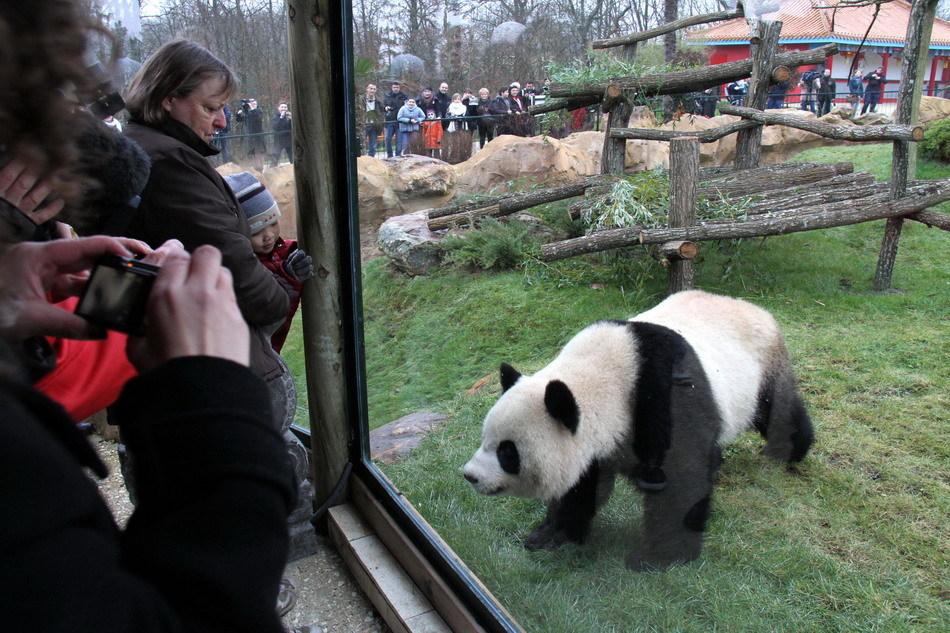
287 0 352 517
592 6 744 50
667 138 700 294
549 45 838 100
601 93 633 176
540 181 950 261
527 94 602 116
699 162 854 199
719 104 924 142
610 120 760 143
426 176 616 230
735 21 782 170
875 0 939 290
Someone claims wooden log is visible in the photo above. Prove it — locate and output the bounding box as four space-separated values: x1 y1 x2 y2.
601 84 624 114
549 44 838 100
540 181 950 261
699 162 854 199
667 138 700 294
527 94 602 116
745 179 882 215
426 175 616 230
591 6 744 50
736 21 781 170
602 92 633 176
772 65 791 83
876 0 939 291
659 240 700 260
719 104 925 142
288 0 351 508
610 120 760 143
907 209 950 231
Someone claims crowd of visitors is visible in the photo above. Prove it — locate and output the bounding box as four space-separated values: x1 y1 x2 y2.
361 79 550 159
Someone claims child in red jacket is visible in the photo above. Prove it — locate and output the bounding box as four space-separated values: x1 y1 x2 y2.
225 172 313 352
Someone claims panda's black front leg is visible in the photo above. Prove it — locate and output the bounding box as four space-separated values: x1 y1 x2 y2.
525 460 602 550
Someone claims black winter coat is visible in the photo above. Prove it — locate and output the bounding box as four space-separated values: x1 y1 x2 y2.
0 355 295 632
383 91 407 122
123 119 289 381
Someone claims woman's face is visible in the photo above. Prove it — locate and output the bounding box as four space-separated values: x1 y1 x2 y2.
162 75 230 142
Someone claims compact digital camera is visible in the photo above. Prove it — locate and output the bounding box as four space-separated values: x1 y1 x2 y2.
75 255 159 335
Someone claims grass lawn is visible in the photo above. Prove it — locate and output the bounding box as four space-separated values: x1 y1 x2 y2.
283 143 949 632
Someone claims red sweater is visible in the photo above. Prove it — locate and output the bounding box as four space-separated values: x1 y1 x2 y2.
256 237 303 352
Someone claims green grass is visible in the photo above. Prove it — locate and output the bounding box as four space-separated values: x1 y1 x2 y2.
283 143 950 631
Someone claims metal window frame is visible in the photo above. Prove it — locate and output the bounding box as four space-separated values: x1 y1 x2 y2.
291 2 520 631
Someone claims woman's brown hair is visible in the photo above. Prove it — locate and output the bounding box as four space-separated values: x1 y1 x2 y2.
0 1 103 183
125 40 236 124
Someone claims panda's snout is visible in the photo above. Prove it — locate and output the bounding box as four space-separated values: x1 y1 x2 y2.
464 472 479 485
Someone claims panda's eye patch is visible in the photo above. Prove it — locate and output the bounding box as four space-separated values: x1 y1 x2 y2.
497 440 520 475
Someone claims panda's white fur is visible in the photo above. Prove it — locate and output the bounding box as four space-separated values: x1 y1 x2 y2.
464 290 798 504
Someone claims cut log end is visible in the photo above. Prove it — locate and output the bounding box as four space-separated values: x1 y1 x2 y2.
772 65 791 82
912 126 925 142
660 240 699 260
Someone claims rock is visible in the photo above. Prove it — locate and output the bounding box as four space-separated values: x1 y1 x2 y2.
706 114 742 164
260 164 298 239
829 104 856 119
356 156 402 226
454 133 599 192
918 96 950 126
389 154 456 199
659 114 724 164
818 111 855 127
369 411 449 464
627 106 659 129
853 112 891 126
625 138 669 171
376 210 443 275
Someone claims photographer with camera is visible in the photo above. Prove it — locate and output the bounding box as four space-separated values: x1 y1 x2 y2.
0 3 297 631
235 96 266 169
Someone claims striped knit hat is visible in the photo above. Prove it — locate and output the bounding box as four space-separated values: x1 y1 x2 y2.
224 171 280 234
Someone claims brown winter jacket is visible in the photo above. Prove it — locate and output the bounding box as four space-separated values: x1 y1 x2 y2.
123 119 289 380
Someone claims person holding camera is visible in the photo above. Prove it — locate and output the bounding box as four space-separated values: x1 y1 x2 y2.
383 81 407 158
271 102 293 166
236 97 266 169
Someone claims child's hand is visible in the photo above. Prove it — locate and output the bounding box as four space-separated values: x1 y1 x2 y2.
283 249 314 282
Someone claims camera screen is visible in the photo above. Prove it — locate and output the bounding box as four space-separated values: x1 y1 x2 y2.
76 263 154 334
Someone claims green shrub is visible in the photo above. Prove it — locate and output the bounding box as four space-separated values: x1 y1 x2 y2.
440 218 539 271
920 117 950 163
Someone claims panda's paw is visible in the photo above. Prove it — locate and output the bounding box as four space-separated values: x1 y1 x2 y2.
524 524 570 550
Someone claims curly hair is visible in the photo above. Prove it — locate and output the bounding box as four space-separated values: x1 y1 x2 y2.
0 1 105 197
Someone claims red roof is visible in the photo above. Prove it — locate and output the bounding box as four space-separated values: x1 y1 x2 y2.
685 0 950 47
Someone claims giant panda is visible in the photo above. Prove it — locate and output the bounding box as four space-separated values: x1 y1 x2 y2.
462 290 813 570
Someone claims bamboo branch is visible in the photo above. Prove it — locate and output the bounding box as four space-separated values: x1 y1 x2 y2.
591 6 744 50
719 104 924 142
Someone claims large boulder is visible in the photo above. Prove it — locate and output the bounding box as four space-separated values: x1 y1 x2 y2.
357 155 456 226
627 106 659 129
376 210 443 276
919 96 950 126
454 133 599 192
853 112 891 126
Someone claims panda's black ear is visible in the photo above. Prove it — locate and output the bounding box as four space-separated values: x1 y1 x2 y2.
544 380 579 434
500 363 521 392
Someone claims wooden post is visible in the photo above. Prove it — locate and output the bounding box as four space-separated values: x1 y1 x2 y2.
735 20 782 170
668 137 700 294
601 90 633 175
287 0 354 515
874 0 938 291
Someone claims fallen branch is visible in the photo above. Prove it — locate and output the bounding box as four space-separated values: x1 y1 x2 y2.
550 44 838 99
527 94 602 115
699 162 854 198
541 181 950 261
592 6 744 50
719 104 924 142
907 209 950 231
